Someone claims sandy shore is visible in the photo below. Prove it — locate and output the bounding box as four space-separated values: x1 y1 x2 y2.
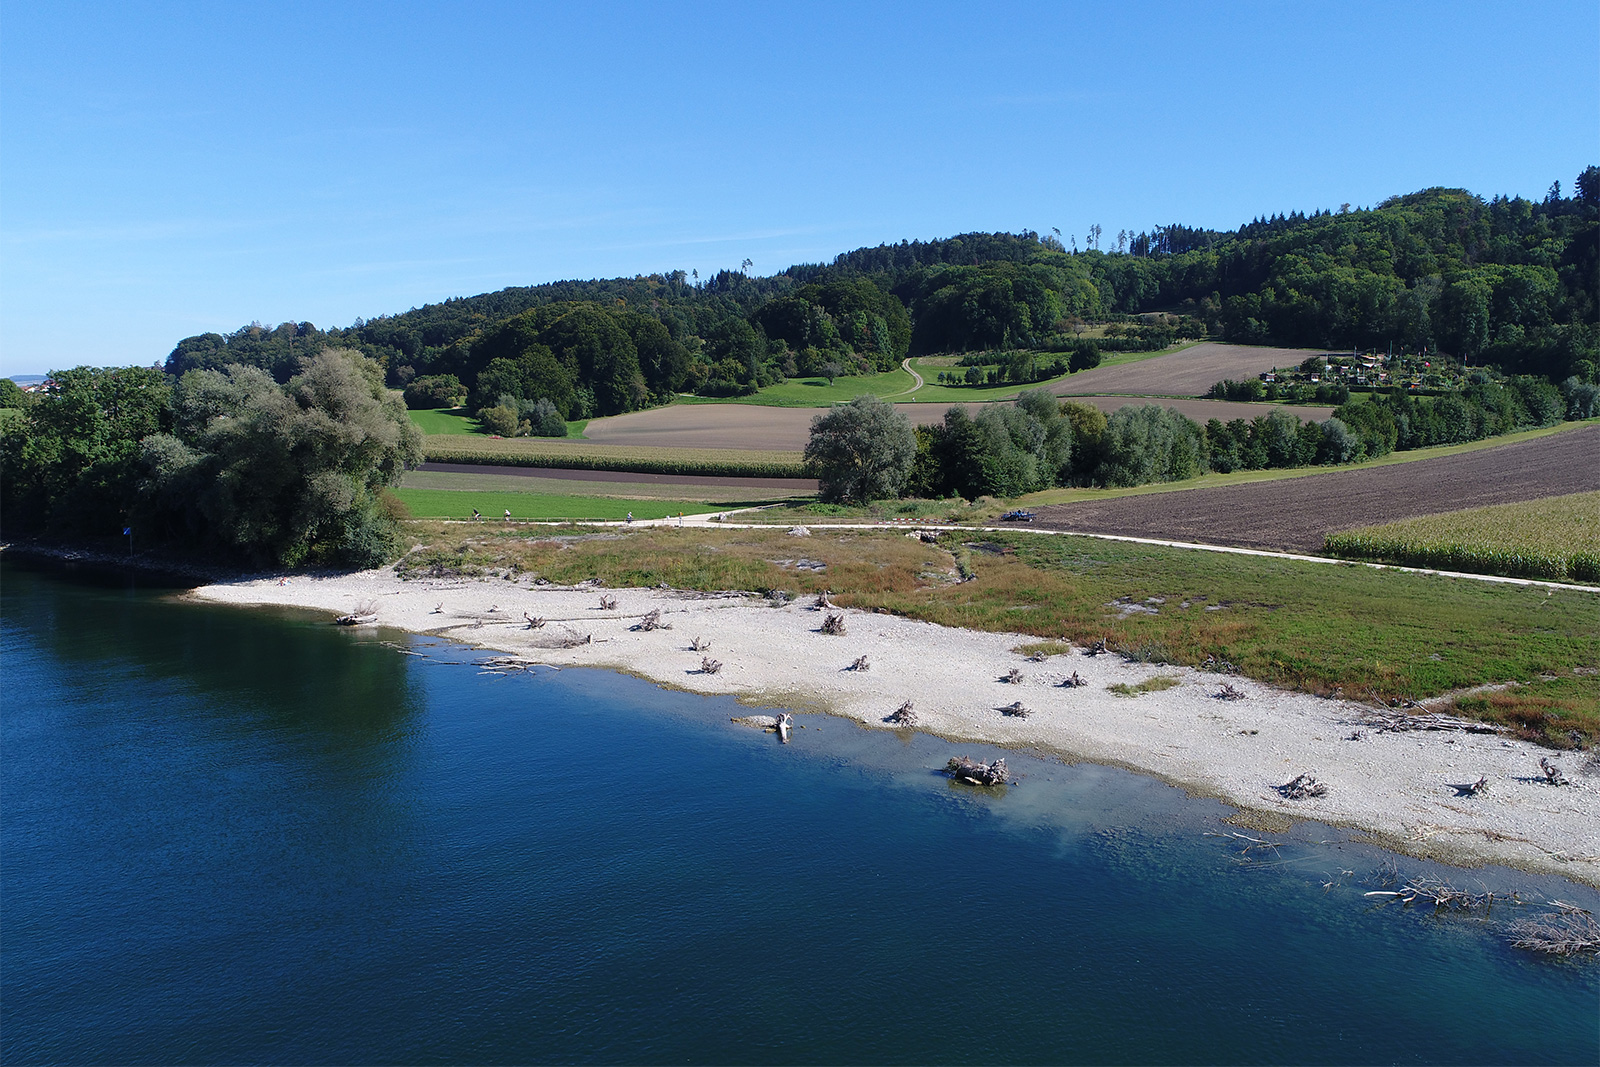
191 568 1600 885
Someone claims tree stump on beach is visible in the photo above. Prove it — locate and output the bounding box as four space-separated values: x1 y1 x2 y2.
885 700 917 726
820 613 847 635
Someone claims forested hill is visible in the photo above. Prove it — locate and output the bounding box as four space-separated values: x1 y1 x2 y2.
165 171 1598 420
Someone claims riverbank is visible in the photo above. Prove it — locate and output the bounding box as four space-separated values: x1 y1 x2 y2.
191 567 1600 885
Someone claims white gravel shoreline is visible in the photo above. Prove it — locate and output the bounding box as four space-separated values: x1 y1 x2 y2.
191 567 1600 886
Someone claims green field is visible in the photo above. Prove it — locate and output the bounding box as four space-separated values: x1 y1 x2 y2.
407 407 589 438
392 488 728 521
1325 491 1600 582
675 367 918 407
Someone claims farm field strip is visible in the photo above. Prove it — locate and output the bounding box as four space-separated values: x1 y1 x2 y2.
1029 422 1600 554
402 467 815 503
423 434 805 477
1324 490 1600 582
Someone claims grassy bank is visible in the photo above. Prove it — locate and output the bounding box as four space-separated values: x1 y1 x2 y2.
392 489 727 521
396 523 1600 746
1324 491 1600 583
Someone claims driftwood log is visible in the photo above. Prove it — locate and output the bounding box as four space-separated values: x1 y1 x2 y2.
1276 773 1328 799
700 657 723 674
1360 710 1507 734
947 755 1008 786
1540 756 1569 785
848 655 870 671
813 591 834 609
1058 671 1086 688
1003 668 1023 684
632 608 671 632
820 613 847 635
1216 683 1245 701
1000 700 1029 718
885 700 917 726
598 594 618 611
524 613 546 629
690 636 711 652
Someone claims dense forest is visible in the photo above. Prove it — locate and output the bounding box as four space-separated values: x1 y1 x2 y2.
160 170 1597 428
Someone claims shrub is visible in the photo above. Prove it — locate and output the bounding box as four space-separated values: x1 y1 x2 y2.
403 374 463 409
804 395 916 503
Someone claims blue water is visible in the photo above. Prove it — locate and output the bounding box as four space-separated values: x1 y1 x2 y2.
3 558 1597 1064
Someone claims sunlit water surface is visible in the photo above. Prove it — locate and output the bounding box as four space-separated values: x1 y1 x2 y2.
3 558 1596 1065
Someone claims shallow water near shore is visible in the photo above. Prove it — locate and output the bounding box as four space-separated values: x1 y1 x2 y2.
3 557 1596 1065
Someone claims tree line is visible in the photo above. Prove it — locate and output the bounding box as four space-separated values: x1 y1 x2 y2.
804 374 1599 504
1 350 422 568
155 169 1597 435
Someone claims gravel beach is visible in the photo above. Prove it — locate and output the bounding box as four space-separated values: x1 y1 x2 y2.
192 568 1600 885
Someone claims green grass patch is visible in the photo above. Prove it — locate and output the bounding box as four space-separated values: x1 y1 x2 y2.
408 407 481 434
1108 675 1181 697
408 407 590 438
400 469 812 503
392 488 729 521
1324 491 1600 583
423 435 806 478
676 368 918 407
1013 639 1075 658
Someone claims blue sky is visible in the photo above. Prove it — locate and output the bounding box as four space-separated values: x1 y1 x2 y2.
2 1 1596 377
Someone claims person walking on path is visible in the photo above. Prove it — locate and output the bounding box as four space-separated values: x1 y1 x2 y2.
626 512 633 524
504 509 511 523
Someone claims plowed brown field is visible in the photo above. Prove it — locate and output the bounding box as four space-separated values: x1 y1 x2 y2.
1031 424 1600 553
1051 342 1328 397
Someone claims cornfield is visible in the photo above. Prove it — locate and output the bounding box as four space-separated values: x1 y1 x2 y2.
1324 491 1600 583
423 435 806 479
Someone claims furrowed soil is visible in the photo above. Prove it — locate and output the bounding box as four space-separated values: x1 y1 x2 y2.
1032 423 1600 553
1050 342 1328 397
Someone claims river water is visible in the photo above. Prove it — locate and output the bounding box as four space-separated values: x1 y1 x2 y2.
2 558 1596 1064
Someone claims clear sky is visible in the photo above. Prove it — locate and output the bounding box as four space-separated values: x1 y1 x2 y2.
2 0 1596 377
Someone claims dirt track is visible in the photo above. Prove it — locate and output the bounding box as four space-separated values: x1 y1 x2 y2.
1032 424 1600 553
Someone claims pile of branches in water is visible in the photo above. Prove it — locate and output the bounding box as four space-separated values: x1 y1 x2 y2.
946 755 1007 786
1507 904 1600 957
1364 876 1519 912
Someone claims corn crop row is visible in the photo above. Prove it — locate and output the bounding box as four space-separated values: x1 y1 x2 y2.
423 438 807 479
1324 533 1599 583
